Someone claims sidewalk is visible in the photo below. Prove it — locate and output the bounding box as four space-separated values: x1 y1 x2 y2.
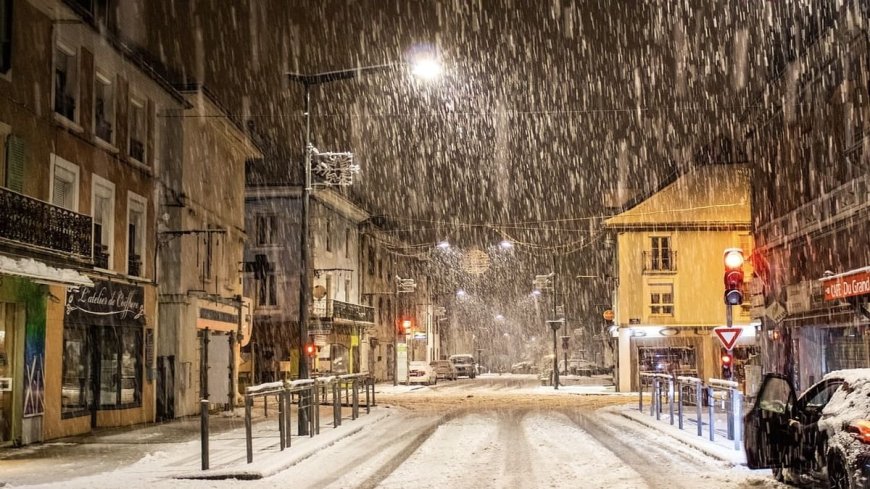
0 397 389 487
607 401 747 466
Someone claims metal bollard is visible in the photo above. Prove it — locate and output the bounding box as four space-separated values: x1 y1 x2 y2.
245 395 253 464
733 390 743 450
370 377 376 407
314 383 321 435
352 378 359 420
365 377 371 414
668 378 675 426
333 381 341 427
200 399 210 470
650 378 657 417
708 387 715 441
278 391 286 451
639 378 644 412
285 391 292 447
726 388 735 441
655 379 661 421
696 384 703 437
677 383 684 430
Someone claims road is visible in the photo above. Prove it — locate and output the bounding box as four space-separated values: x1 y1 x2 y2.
262 375 785 489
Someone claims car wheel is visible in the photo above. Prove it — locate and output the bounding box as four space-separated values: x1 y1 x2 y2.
828 453 851 489
771 468 784 483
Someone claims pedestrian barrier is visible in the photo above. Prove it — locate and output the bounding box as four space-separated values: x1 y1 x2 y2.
638 373 743 451
205 373 377 467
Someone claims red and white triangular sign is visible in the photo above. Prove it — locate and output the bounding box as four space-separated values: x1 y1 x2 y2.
714 327 742 350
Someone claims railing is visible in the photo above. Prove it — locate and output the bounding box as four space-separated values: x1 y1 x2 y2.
0 187 93 259
311 299 375 324
639 373 743 451
93 244 109 268
642 250 677 273
128 254 141 276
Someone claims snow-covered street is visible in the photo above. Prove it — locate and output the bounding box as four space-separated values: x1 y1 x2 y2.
1 376 787 489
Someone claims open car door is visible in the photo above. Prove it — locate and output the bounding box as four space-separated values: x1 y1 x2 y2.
744 373 798 469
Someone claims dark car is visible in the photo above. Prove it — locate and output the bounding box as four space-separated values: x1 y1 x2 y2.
744 370 870 488
449 354 476 379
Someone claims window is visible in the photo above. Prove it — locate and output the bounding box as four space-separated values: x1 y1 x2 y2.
61 325 91 415
94 72 114 143
3 133 23 192
51 155 79 211
92 176 115 269
258 273 277 306
648 236 674 271
98 326 142 408
256 214 276 245
0 0 12 75
649 283 674 316
325 219 332 252
128 98 146 162
54 43 78 122
367 246 375 276
345 228 351 258
345 278 351 302
127 193 146 277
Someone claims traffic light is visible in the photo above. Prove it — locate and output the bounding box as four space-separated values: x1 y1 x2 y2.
723 248 745 306
305 344 316 358
397 318 413 335
721 351 734 379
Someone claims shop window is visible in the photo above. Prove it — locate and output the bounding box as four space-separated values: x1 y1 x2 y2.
94 71 114 144
649 283 674 316
61 325 91 415
98 326 142 408
638 346 697 376
128 98 146 163
54 43 78 122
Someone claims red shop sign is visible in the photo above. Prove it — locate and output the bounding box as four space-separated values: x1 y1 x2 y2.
821 268 870 301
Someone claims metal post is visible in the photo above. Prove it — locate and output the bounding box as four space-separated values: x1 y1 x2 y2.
201 329 210 402
297 82 313 436
371 376 376 406
314 383 320 435
639 376 644 412
352 378 359 420
677 382 684 430
552 327 559 390
733 390 743 450
285 391 292 447
668 378 675 425
365 377 371 414
333 381 341 427
708 386 715 441
696 383 703 437
200 399 209 470
309 385 316 437
393 269 399 386
278 391 286 451
726 387 735 441
650 378 656 417
655 379 661 421
245 394 253 464
229 331 236 410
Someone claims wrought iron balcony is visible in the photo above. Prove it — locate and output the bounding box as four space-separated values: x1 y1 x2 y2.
642 250 677 273
0 187 93 259
128 254 142 277
93 243 110 268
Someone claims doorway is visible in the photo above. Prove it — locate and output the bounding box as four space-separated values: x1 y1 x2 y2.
0 302 21 445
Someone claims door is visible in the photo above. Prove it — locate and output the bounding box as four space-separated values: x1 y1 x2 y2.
744 373 798 469
156 355 175 421
0 303 19 445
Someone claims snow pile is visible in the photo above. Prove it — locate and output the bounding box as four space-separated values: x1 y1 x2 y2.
819 369 870 434
0 255 93 286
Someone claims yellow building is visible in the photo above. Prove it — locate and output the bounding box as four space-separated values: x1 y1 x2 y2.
605 163 755 392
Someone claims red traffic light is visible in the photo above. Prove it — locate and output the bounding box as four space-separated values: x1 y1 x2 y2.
397 317 413 335
723 248 745 305
721 354 733 364
305 344 316 357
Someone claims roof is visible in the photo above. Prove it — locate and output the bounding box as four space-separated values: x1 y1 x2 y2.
604 164 751 230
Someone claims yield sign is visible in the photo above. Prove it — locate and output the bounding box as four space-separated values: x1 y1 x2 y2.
714 327 742 350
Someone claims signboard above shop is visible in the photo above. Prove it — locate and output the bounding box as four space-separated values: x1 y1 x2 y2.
821 267 870 301
65 280 145 326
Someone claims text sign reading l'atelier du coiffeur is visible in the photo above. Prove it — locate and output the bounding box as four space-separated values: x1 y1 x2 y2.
65 280 146 326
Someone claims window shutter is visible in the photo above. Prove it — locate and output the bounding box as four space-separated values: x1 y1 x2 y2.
5 134 24 192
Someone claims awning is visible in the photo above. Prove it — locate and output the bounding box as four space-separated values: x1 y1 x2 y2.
0 255 94 288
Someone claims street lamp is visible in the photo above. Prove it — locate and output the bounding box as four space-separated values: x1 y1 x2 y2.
287 57 439 433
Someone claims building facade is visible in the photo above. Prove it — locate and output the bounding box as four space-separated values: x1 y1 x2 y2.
155 86 259 420
606 164 755 392
0 0 183 444
747 0 870 391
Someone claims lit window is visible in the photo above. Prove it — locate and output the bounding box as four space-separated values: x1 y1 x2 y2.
650 283 674 316
127 194 146 277
54 44 78 122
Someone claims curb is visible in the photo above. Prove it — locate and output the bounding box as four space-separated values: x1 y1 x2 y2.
173 409 392 480
607 405 746 466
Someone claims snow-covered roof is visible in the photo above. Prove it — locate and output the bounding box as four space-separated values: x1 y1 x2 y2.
0 255 93 288
604 164 750 229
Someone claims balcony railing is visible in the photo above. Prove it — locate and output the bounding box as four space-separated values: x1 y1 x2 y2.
642 250 677 273
93 243 110 268
0 187 93 259
310 299 375 324
128 254 141 277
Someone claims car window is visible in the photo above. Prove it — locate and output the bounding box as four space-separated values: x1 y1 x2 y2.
757 376 794 414
804 382 841 409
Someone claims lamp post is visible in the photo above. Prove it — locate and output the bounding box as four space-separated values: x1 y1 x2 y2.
287 58 438 432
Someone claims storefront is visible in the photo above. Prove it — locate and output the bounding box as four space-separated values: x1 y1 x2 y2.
52 279 155 437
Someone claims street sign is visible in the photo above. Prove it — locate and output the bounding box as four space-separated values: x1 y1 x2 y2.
714 327 742 350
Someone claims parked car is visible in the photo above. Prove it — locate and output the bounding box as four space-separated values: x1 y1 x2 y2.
408 361 436 385
448 354 476 379
431 360 458 380
744 370 870 488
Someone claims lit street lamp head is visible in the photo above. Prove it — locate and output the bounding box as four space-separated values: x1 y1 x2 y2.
410 58 441 80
